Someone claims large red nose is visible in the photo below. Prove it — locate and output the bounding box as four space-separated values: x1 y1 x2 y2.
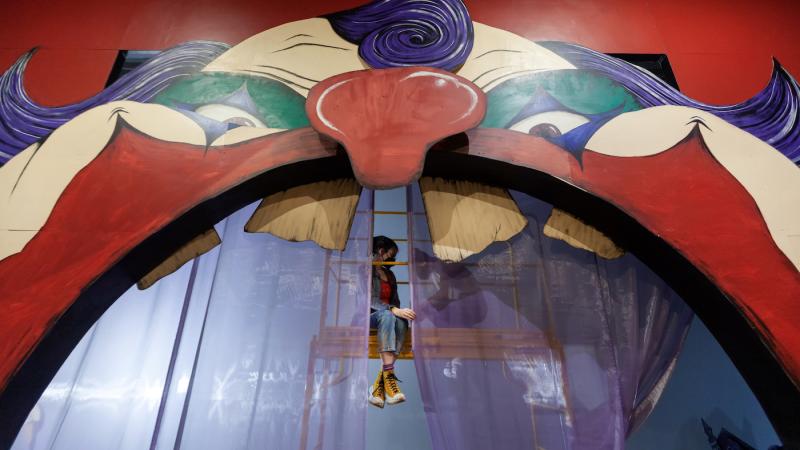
306 67 486 189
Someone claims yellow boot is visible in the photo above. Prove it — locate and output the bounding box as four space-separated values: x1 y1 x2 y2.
368 370 385 408
383 369 405 405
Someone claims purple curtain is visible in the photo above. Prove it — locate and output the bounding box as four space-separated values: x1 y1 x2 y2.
410 187 693 450
12 192 373 450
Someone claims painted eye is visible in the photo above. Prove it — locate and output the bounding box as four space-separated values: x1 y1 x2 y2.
194 104 267 128
508 111 589 137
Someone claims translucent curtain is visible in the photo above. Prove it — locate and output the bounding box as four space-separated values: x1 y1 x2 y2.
11 254 205 450
12 191 373 450
410 187 692 450
174 198 372 450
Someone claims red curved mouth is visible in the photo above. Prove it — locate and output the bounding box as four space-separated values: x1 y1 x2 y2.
2 72 800 414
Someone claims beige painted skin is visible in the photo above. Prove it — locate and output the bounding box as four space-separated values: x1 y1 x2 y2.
0 19 798 274
201 19 576 96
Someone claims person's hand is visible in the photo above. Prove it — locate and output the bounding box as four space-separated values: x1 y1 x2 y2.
391 307 416 321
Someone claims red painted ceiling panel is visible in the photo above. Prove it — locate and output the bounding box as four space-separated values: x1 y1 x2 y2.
0 0 132 50
648 0 800 56
468 0 668 53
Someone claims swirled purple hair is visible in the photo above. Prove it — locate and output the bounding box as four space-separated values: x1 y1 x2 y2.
0 41 229 163
327 0 473 72
540 41 800 164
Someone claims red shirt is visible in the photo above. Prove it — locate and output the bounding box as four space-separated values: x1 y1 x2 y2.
379 279 392 304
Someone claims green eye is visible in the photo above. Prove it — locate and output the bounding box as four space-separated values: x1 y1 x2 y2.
508 111 589 136
153 73 309 129
481 70 642 129
194 104 268 128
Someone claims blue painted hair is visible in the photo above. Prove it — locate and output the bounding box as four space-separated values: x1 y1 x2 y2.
327 0 473 72
0 41 229 163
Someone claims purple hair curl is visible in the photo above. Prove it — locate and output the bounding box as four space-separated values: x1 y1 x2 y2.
540 41 800 164
327 0 473 72
0 41 229 163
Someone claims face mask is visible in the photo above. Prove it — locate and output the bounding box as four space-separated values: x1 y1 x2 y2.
384 257 396 263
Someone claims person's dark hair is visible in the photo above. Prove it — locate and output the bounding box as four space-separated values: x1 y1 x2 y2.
373 235 398 255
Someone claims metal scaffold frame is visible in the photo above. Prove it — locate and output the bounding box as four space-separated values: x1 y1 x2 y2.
299 186 574 449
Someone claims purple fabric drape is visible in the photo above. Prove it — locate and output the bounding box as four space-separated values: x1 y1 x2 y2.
174 197 373 450
12 192 373 450
410 187 693 450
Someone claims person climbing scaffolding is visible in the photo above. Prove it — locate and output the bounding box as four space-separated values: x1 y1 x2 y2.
368 235 416 408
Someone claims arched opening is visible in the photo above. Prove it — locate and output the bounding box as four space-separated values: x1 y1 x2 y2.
0 143 795 448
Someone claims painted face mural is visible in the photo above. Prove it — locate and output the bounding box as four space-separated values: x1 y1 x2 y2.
0 0 799 448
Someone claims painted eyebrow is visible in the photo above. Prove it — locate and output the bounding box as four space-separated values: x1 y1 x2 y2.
254 65 320 83
284 33 314 41
471 66 511 84
472 49 525 60
241 69 312 91
479 69 540 90
272 42 352 53
9 151 36 195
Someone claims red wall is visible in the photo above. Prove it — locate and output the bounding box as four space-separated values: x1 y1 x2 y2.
0 0 798 106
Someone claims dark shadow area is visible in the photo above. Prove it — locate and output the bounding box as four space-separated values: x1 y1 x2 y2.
105 50 161 87
609 53 680 90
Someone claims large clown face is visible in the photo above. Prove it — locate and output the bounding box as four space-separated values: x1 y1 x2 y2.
0 4 799 447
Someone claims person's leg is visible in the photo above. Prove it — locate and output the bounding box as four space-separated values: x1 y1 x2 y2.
394 317 408 355
368 311 385 407
382 313 408 404
374 309 398 354
372 310 405 404
369 310 395 408
375 310 398 371
382 318 407 402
